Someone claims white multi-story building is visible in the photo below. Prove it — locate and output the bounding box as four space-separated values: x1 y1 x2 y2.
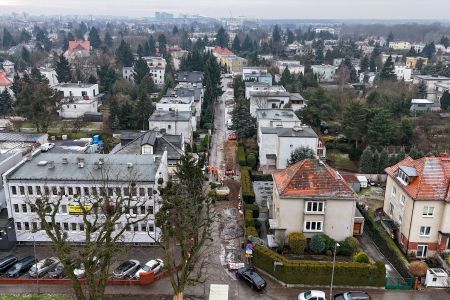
275 60 305 75
156 96 197 131
413 75 450 102
143 57 166 85
3 152 168 245
148 110 193 145
394 65 412 82
311 65 337 83
389 41 411 50
55 83 101 119
122 67 133 81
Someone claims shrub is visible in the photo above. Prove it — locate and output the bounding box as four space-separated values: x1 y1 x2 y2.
336 241 354 257
309 234 326 254
345 236 360 251
246 226 258 237
250 172 273 181
354 252 370 263
317 233 334 251
409 261 427 277
253 246 385 286
238 145 246 166
207 190 216 197
359 207 412 278
288 232 307 255
246 152 257 169
244 204 260 218
254 219 262 237
241 167 255 204
244 209 254 227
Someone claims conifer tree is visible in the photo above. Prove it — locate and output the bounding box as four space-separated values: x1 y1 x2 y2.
55 53 72 83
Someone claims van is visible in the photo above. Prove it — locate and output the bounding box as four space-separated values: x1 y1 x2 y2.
6 256 36 278
0 255 18 274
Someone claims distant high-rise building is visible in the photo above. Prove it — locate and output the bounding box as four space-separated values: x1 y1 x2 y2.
155 12 174 20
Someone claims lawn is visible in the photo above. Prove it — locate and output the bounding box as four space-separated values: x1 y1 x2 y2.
326 149 359 172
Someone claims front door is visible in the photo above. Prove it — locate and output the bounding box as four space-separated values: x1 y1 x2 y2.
353 222 362 235
417 244 428 258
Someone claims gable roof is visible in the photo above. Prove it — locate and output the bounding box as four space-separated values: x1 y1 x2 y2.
273 159 356 199
213 46 234 56
0 72 12 86
385 155 450 202
68 40 90 53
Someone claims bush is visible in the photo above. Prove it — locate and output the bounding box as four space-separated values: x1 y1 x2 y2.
241 167 255 204
288 232 307 255
247 152 257 169
317 233 334 251
345 236 360 251
254 219 262 237
244 204 260 218
309 234 326 254
238 145 246 166
354 252 370 263
336 241 354 257
409 260 427 277
253 246 385 286
245 209 255 227
207 190 216 197
250 172 273 181
359 206 412 278
246 226 258 237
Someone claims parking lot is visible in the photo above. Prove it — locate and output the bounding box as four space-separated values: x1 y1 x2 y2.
0 244 165 280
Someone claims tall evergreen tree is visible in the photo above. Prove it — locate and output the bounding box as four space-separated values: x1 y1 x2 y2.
379 55 397 81
115 40 134 67
279 67 292 87
21 47 31 65
19 29 32 43
133 57 150 85
360 147 374 173
55 53 72 83
342 101 368 148
360 55 369 72
172 26 179 35
416 80 427 99
158 34 167 54
0 90 13 117
97 65 117 94
215 27 229 48
231 97 256 138
137 44 144 57
241 35 253 52
232 35 241 52
104 32 113 47
422 42 436 59
88 26 102 49
148 36 157 56
440 90 450 110
2 28 15 48
286 29 295 44
367 109 395 146
271 25 282 55
369 43 381 72
138 74 155 96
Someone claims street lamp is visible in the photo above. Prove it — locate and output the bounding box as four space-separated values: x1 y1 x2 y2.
27 229 39 293
330 242 340 300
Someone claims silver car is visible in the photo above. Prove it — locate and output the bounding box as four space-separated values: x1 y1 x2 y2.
28 257 60 278
112 260 140 279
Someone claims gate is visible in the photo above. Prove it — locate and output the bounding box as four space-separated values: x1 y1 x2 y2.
385 277 414 290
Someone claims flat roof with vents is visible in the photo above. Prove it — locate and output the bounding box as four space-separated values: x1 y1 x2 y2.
256 109 300 121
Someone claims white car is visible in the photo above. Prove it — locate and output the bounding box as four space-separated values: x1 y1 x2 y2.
73 256 98 279
298 290 326 300
28 257 60 278
40 143 55 152
134 259 164 279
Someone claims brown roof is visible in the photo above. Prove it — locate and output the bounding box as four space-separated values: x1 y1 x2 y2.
385 155 450 202
273 159 357 199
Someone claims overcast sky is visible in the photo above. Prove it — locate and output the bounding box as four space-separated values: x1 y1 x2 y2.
1 0 450 19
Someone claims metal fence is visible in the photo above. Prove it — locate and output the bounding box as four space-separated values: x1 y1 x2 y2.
385 277 414 290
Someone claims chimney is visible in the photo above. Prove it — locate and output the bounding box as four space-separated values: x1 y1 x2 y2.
48 161 55 169
62 157 68 164
77 157 85 168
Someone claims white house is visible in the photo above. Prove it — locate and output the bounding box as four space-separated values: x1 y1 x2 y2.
3 152 168 244
311 65 337 83
55 83 101 119
166 82 204 125
256 108 301 134
245 82 285 100
242 67 272 85
249 90 291 117
156 95 197 131
394 65 412 82
1 60 15 75
389 41 411 50
39 67 59 87
143 57 166 85
275 60 305 75
413 75 450 101
148 110 193 145
122 66 133 81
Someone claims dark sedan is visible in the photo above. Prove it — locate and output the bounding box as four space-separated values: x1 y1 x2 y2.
334 291 371 300
236 267 266 291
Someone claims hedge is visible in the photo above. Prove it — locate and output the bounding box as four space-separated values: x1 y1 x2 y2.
238 145 246 166
250 172 273 182
245 209 255 227
246 226 258 237
241 167 255 204
253 246 385 286
359 207 412 278
288 232 307 255
244 204 260 218
246 152 257 169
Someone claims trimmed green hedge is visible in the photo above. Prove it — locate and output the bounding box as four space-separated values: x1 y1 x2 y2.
250 172 273 182
253 246 385 286
246 226 258 237
245 209 255 227
241 167 255 204
359 207 412 278
238 145 246 166
288 232 307 255
244 204 260 218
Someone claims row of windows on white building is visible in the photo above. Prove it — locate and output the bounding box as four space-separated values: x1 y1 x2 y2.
12 203 154 216
15 221 155 233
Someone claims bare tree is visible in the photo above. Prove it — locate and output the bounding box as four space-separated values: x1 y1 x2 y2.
28 167 158 300
155 154 216 300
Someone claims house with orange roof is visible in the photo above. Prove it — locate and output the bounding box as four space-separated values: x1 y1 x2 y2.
64 40 91 60
0 72 13 94
383 154 450 258
269 159 361 242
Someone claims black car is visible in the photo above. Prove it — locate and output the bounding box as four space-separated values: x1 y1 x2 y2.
0 255 18 274
5 256 36 278
334 291 371 300
48 264 66 279
236 267 266 291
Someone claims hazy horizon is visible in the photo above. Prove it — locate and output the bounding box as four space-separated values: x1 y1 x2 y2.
1 0 450 20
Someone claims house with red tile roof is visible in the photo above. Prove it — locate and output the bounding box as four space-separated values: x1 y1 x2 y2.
0 72 13 94
269 159 360 242
383 155 450 258
64 40 90 60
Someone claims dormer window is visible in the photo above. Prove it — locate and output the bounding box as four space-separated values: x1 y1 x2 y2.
397 166 417 185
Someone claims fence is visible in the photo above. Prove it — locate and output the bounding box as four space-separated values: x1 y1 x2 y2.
385 277 414 290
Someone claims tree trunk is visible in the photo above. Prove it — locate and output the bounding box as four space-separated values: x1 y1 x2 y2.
173 292 184 300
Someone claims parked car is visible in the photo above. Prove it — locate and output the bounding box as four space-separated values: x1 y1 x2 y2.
112 260 140 279
134 259 164 279
40 143 55 152
47 264 66 279
334 291 371 300
299 290 326 300
73 257 98 279
235 267 266 291
28 257 60 278
5 256 36 277
0 255 18 274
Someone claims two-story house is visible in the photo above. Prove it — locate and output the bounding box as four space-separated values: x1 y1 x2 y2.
383 155 450 258
242 67 272 85
311 64 337 83
413 74 450 102
143 57 166 85
270 159 358 242
55 83 102 119
156 95 197 132
148 110 193 145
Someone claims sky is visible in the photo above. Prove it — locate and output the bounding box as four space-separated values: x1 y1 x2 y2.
1 0 450 19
